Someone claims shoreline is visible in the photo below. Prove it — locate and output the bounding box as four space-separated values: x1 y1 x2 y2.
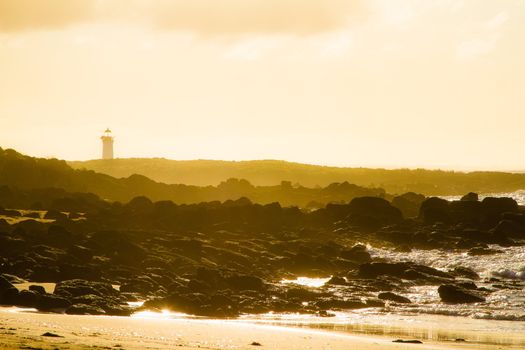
0 307 521 350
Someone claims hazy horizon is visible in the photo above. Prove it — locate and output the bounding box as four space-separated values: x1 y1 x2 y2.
69 156 525 173
1 0 524 170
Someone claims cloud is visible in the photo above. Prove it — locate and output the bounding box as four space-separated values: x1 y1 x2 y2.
147 0 364 36
0 0 95 32
0 0 365 35
223 36 287 61
485 11 509 30
456 34 499 61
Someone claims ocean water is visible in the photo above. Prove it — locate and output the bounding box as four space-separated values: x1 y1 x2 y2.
441 189 525 205
244 244 525 347
367 245 525 322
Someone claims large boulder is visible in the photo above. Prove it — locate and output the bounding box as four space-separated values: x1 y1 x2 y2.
461 192 479 201
438 284 485 304
225 275 265 292
391 192 426 218
481 197 519 226
419 197 450 224
13 289 41 307
339 244 371 263
0 275 18 304
36 294 71 311
449 201 483 225
66 303 106 315
346 197 403 230
54 279 119 298
378 292 411 304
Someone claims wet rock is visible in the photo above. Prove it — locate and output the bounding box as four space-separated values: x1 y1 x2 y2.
67 245 93 263
346 197 403 229
492 219 525 239
44 210 68 221
449 267 480 280
461 192 479 201
0 287 19 305
120 275 160 295
0 208 20 216
393 339 423 344
286 287 322 301
0 275 18 304
41 332 63 337
358 262 453 282
29 285 46 294
339 244 371 263
315 298 368 310
0 274 27 284
419 197 450 224
47 225 73 247
37 294 71 311
54 279 119 298
28 264 61 282
481 197 518 217
378 292 411 303
150 291 240 317
66 303 106 315
225 275 265 292
449 201 483 225
13 289 41 307
326 276 347 285
317 310 336 317
365 298 385 308
437 284 485 304
391 192 425 218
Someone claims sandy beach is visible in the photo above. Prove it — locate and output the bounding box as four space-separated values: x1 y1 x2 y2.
0 307 505 350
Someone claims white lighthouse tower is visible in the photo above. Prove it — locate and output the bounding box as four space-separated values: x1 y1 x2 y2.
100 128 114 159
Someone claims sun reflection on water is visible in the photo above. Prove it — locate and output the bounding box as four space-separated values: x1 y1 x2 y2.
280 276 331 288
131 309 188 319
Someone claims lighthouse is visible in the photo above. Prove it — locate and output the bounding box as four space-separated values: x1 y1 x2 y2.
100 128 114 159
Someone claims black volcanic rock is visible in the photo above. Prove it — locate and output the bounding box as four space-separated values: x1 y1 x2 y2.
438 284 485 304
419 197 450 224
391 192 426 218
449 267 480 280
461 192 479 201
37 294 71 311
44 210 68 222
346 197 403 229
339 244 371 263
378 292 411 304
13 289 41 307
54 279 119 298
66 303 106 315
359 262 453 282
226 275 265 292
29 285 46 294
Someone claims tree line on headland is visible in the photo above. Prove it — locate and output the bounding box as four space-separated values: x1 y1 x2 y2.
1 147 384 210
70 157 525 195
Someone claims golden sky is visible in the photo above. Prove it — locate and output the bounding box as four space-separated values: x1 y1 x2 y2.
0 0 524 170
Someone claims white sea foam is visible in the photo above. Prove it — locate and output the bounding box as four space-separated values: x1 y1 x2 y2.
368 245 525 322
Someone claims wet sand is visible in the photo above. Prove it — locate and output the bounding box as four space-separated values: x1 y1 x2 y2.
0 307 499 350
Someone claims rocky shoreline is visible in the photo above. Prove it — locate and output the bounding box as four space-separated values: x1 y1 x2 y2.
1 193 524 319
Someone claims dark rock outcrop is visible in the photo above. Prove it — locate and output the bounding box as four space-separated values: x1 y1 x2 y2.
437 284 485 304
378 292 411 303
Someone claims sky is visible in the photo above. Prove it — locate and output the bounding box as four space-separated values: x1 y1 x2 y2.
0 0 524 170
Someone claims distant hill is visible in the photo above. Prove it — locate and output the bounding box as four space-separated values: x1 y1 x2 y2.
69 158 525 196
0 148 383 207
